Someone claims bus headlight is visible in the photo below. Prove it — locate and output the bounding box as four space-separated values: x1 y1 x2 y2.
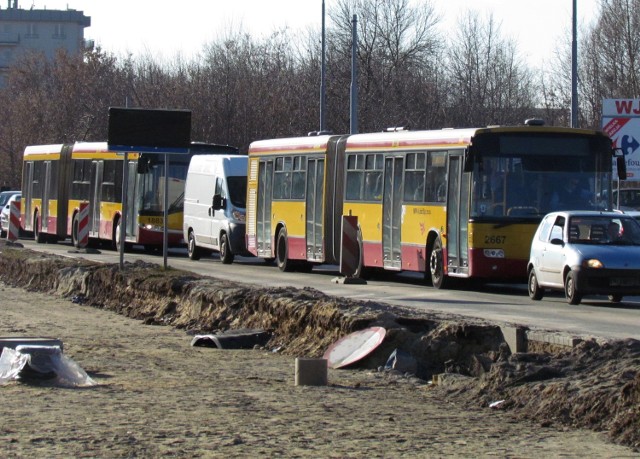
141 224 163 232
484 249 505 258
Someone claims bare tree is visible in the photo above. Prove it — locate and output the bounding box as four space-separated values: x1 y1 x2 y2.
328 0 443 132
446 11 536 128
580 0 640 127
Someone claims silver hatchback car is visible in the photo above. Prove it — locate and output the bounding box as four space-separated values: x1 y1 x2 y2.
528 211 640 305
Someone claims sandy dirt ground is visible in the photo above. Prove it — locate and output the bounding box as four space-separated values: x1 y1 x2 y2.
0 283 636 458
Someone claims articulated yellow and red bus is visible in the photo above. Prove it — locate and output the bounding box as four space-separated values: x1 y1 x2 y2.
246 123 617 287
21 141 193 250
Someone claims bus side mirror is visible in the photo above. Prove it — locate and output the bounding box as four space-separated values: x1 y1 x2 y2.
137 157 149 174
616 154 627 181
463 146 474 173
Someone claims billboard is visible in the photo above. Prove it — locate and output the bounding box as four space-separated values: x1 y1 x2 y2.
602 99 640 179
108 107 191 153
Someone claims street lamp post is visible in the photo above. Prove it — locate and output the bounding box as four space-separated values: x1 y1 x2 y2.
571 0 578 128
320 0 327 132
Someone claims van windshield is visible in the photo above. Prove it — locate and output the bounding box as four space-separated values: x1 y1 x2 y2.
227 176 247 208
0 192 16 207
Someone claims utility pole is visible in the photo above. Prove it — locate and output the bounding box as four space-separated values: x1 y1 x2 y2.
319 0 327 132
350 14 358 134
571 0 578 128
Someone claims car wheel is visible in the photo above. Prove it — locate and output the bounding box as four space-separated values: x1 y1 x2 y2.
219 233 234 264
276 228 293 272
528 268 544 300
188 230 201 261
429 238 449 289
565 271 582 305
608 294 623 303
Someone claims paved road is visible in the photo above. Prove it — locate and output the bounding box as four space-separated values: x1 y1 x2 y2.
14 238 640 341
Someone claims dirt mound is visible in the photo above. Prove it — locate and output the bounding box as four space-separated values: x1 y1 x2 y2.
0 245 638 450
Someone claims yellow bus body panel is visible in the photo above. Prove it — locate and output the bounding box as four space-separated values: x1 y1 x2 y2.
401 204 447 246
272 200 306 238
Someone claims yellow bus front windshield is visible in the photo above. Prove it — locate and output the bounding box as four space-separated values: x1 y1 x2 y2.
139 162 188 215
471 156 611 219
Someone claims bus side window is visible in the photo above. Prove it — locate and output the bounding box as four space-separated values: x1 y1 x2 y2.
426 151 447 203
345 154 363 201
291 156 306 199
363 154 382 201
273 156 292 199
404 152 426 202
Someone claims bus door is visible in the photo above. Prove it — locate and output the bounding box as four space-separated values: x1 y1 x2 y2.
256 159 274 258
305 157 324 261
90 160 103 236
382 156 404 269
126 160 138 239
446 154 470 275
41 161 52 232
23 162 34 231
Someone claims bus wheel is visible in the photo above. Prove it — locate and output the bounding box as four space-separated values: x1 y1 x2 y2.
608 294 623 303
34 211 45 244
114 220 128 253
71 213 80 248
187 230 201 260
429 238 448 289
219 233 234 264
276 228 293 272
353 230 370 279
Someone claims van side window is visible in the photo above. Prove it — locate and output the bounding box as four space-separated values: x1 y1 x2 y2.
215 178 226 198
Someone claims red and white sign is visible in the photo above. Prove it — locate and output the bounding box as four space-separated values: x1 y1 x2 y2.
78 202 89 248
603 99 640 179
8 200 20 242
340 215 358 277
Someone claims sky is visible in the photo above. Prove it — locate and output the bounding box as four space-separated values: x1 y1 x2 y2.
18 0 600 67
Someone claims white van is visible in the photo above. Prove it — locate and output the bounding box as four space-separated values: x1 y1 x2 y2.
183 154 248 263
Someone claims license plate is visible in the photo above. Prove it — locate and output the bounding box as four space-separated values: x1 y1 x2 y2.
610 277 640 287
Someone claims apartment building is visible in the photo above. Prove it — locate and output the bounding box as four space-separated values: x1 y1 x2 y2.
0 1 91 85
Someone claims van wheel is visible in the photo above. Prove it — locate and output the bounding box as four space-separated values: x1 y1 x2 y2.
188 230 201 260
276 228 293 272
220 233 234 264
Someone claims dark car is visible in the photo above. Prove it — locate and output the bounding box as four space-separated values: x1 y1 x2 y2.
528 211 640 305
